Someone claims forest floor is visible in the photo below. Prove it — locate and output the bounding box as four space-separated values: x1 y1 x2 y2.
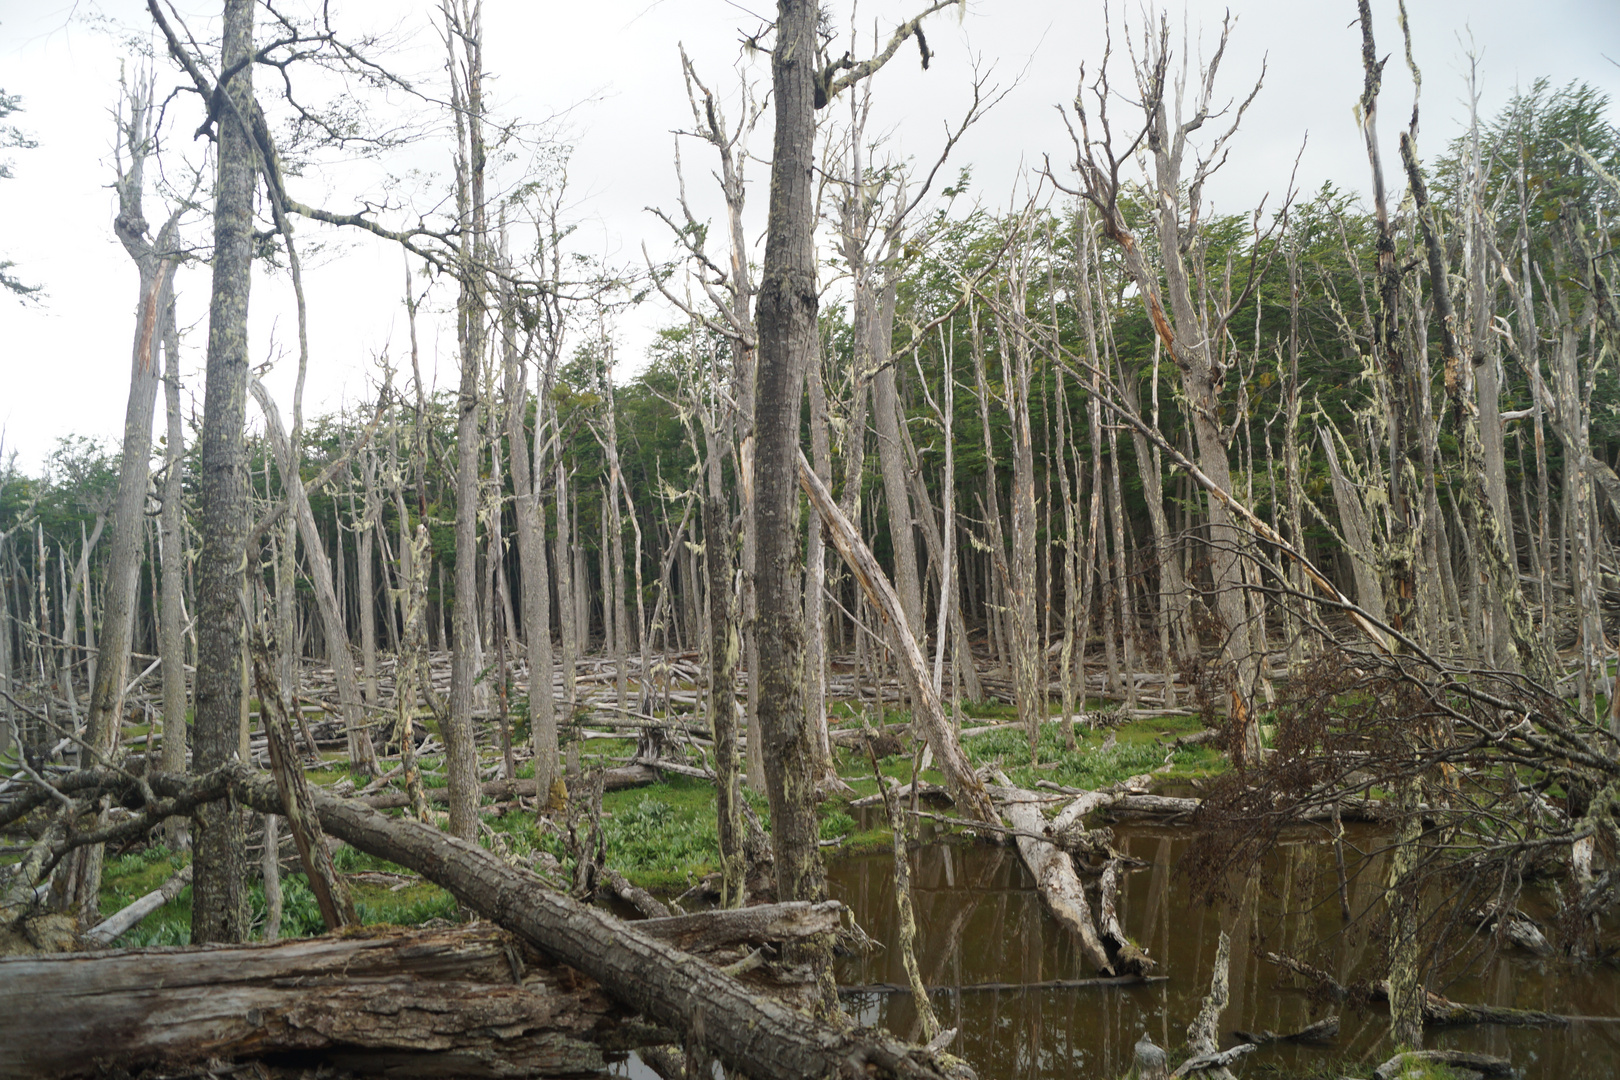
79 698 1227 947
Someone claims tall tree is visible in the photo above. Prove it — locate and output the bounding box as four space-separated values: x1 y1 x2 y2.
1058 11 1272 761
755 0 959 917
191 0 256 944
445 0 488 841
70 73 186 919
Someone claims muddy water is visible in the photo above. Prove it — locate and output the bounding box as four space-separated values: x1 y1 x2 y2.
828 821 1620 1079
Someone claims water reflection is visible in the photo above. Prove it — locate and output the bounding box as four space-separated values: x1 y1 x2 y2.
828 822 1620 1079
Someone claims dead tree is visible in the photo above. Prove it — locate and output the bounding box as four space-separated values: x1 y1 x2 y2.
1054 11 1274 761
445 0 489 841
70 72 186 919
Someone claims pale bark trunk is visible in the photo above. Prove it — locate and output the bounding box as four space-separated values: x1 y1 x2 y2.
555 456 577 708
357 451 380 705
799 451 997 825
445 0 488 841
252 381 378 777
503 283 556 809
77 78 186 917
806 350 834 773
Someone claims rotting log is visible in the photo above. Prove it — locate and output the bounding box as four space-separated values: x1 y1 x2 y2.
1098 860 1155 974
635 899 842 954
1260 951 1571 1028
799 449 997 825
0 924 654 1078
1375 1050 1514 1080
1230 1015 1339 1045
6 765 971 1080
208 768 973 1080
992 779 1113 974
361 765 656 810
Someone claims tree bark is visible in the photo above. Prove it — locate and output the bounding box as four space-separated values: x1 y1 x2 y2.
755 0 825 909
157 298 189 836
503 279 557 809
187 768 971 1080
75 77 185 918
191 0 256 944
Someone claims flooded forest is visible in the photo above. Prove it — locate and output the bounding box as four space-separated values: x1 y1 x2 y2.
3 2 1620 1079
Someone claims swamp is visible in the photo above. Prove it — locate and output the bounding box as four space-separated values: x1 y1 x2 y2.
3 1 1620 1079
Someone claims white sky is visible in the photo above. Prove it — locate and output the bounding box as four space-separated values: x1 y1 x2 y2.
1 0 1617 473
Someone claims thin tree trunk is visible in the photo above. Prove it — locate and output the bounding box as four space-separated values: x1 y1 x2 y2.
503 276 556 811
252 381 379 778
445 0 488 841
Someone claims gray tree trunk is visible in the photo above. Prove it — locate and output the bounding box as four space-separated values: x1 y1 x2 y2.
77 76 186 917
157 297 190 844
755 0 825 910
445 0 488 841
250 380 378 777
503 286 556 810
191 0 256 944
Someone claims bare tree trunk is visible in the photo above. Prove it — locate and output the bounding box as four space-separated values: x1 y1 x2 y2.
702 403 746 905
993 266 1044 762
76 76 186 918
1064 18 1263 758
357 451 380 706
555 456 577 709
252 381 379 778
445 0 488 841
191 0 256 944
503 276 556 810
755 0 826 917
157 298 189 845
806 346 834 775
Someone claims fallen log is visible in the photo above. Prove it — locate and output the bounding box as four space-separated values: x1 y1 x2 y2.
1097 860 1155 975
1184 929 1235 1070
636 900 843 954
1260 951 1570 1028
1230 1015 1339 1045
799 450 998 825
1374 1049 1514 1079
8 764 971 1080
210 769 972 1080
992 779 1113 975
362 765 657 809
840 975 1166 995
82 863 191 947
0 924 654 1078
601 866 671 918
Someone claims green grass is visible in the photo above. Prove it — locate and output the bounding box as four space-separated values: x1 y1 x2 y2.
957 713 1218 791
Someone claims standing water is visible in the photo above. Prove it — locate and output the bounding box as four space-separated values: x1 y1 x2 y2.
828 821 1620 1079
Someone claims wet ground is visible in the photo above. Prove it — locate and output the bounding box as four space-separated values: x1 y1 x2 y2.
828 820 1620 1079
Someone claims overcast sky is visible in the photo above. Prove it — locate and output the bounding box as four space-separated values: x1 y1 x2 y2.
2 0 1617 474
